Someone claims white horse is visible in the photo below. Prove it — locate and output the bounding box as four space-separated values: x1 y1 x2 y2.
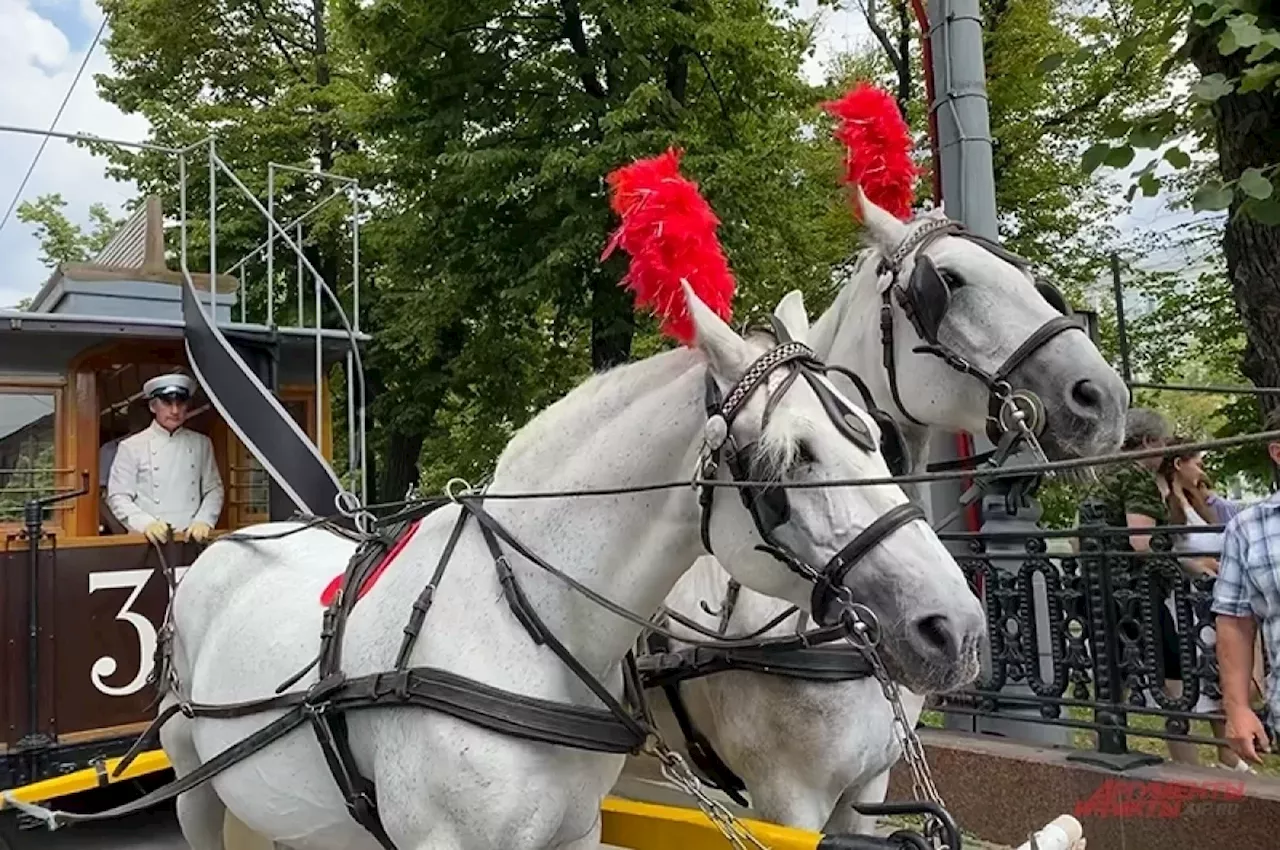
648 191 1130 834
156 285 986 850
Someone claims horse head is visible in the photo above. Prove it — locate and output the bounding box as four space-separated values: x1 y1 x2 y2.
686 284 984 693
817 189 1128 466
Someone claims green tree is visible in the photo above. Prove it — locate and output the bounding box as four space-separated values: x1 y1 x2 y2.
17 193 126 267
94 0 390 490
342 0 858 490
1078 1 1280 425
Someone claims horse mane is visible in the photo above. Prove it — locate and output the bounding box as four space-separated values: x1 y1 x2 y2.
807 246 884 360
493 335 817 485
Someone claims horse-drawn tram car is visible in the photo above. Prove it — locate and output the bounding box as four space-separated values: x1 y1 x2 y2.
0 100 1094 849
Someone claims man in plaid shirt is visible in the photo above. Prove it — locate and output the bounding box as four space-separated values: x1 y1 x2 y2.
1212 408 1280 764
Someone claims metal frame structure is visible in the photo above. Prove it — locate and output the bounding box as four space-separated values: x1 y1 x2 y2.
0 123 368 504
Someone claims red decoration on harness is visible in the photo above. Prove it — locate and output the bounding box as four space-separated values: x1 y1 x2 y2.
823 82 918 222
319 519 422 607
601 147 736 346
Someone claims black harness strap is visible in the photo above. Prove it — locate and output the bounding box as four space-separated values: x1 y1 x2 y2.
662 680 750 807
474 505 651 744
44 704 310 827
638 644 874 689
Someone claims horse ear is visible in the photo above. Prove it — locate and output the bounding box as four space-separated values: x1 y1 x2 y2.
773 290 810 344
683 281 751 381
853 184 909 251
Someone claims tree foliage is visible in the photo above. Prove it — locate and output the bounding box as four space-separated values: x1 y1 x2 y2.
1074 0 1280 222
92 0 861 497
338 0 858 488
16 193 126 268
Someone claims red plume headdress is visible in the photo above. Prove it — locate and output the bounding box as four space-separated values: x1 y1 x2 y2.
601 148 735 346
822 82 918 222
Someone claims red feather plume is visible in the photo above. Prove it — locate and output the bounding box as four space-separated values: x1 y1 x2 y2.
823 82 918 221
601 148 735 346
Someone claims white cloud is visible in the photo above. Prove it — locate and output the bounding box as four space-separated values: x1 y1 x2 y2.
0 0 148 308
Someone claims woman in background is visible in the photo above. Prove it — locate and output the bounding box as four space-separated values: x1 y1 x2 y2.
1159 439 1256 772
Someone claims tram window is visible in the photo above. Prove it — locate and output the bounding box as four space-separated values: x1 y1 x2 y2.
231 398 309 526
0 389 59 525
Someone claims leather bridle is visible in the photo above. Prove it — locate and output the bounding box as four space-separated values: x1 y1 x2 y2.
875 217 1083 448
695 323 925 629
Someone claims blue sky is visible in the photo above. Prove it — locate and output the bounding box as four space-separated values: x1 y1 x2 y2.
0 0 1213 309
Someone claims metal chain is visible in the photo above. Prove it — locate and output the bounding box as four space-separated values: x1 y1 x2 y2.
646 739 773 850
840 598 951 850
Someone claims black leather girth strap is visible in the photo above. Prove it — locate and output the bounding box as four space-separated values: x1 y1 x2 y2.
661 681 750 807
43 704 310 828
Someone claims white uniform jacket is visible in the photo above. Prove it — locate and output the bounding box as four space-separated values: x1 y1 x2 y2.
106 421 224 534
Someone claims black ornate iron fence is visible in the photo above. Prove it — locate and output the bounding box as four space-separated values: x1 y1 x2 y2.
930 499 1274 770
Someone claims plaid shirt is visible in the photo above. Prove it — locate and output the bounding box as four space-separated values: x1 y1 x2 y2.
1212 490 1280 728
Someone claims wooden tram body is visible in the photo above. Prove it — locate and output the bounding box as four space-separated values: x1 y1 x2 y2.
0 202 358 794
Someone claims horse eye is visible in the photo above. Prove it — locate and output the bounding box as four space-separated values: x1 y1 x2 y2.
941 270 964 291
795 441 817 467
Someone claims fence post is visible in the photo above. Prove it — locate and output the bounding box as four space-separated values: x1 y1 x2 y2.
1068 498 1162 771
973 484 1073 747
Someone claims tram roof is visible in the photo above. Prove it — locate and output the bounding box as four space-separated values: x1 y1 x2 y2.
0 308 371 349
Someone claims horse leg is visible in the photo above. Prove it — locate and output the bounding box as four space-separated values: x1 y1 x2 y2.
551 810 602 850
745 778 834 833
822 769 890 836
159 704 227 850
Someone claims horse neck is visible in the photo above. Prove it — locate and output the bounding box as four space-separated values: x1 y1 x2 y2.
809 258 934 475
479 348 709 673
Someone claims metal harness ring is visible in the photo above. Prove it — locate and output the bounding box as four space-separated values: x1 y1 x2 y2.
445 478 474 502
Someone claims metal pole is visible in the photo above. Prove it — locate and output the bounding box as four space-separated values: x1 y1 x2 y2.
351 187 360 333
316 268 323 454
927 0 997 238
1111 252 1132 384
347 349 356 489
351 186 366 502
23 499 42 748
179 154 188 272
209 139 217 322
927 0 1070 747
926 0 999 538
0 123 184 153
234 261 246 323
268 164 275 328
297 223 304 327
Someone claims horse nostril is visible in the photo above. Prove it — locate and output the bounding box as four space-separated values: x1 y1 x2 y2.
913 614 956 659
1070 378 1103 411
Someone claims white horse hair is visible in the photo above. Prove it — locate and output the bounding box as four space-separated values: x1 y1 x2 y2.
648 189 1130 834
159 283 986 850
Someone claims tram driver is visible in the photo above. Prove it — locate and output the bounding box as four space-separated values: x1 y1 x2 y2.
106 373 224 544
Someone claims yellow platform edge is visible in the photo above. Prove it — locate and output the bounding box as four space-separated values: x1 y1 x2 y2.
3 751 821 850
1 750 172 807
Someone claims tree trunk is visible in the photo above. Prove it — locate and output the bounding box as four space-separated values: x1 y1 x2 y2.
379 429 424 503
590 269 635 371
1190 27 1280 419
